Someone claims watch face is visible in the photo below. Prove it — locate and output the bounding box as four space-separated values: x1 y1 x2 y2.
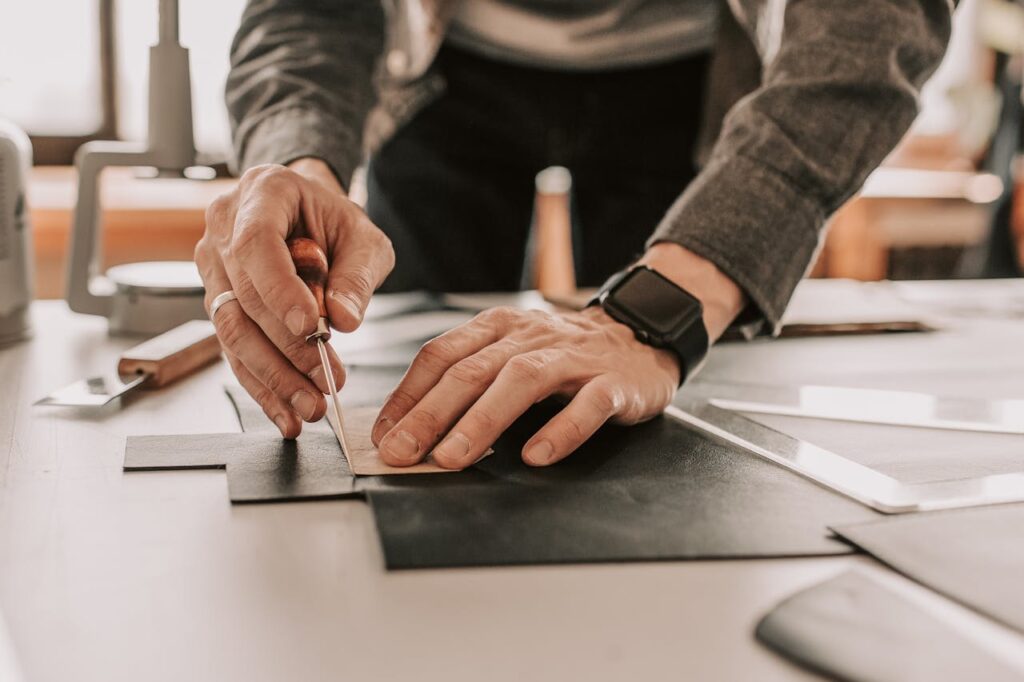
612 268 702 336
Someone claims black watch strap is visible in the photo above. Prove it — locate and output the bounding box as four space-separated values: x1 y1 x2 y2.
588 266 709 384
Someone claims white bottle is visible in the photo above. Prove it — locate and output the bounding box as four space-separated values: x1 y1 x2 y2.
0 119 33 345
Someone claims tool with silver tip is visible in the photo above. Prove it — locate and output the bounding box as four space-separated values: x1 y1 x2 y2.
287 237 352 464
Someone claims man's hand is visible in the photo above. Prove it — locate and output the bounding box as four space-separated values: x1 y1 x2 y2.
371 306 682 469
372 242 745 469
195 159 395 438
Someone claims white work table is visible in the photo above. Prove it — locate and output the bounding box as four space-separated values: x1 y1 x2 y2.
2 281 1024 681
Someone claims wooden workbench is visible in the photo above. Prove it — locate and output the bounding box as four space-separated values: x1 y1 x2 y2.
2 281 1024 681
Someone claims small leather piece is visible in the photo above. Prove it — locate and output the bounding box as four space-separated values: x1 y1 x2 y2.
756 570 1022 682
226 430 357 503
125 370 473 505
833 505 1024 634
124 433 235 470
365 400 878 569
124 427 358 503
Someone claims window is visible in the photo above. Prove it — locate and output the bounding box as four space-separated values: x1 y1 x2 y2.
0 0 115 164
0 0 243 165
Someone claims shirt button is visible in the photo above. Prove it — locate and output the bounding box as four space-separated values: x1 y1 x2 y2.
386 49 410 76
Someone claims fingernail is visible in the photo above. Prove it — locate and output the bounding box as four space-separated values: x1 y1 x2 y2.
309 365 329 393
285 306 307 336
290 390 318 421
372 416 395 444
433 432 470 466
274 415 292 438
381 429 420 463
524 440 555 465
329 290 363 322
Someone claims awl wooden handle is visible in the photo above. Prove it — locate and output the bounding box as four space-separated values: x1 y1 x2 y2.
117 320 221 388
287 237 329 319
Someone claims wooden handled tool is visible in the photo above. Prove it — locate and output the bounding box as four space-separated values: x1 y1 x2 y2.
117 320 222 387
36 320 221 407
287 237 330 324
286 237 352 462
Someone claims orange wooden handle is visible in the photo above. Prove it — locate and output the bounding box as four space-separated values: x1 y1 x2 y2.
287 237 329 318
117 320 221 388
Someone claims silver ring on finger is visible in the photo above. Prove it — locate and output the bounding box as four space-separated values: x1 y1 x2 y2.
209 290 239 321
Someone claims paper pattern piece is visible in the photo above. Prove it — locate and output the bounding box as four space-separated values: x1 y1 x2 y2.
833 505 1024 634
756 570 1022 682
224 386 488 475
327 405 491 475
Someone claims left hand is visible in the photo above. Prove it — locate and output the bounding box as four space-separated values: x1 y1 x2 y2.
371 306 682 469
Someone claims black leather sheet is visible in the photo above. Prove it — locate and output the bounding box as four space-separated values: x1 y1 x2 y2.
756 570 1022 682
833 505 1024 634
366 400 877 569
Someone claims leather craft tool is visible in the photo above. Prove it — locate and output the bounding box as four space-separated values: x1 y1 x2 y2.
35 319 220 407
286 237 352 465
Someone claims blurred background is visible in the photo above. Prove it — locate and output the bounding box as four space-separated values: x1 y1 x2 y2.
1 0 1022 301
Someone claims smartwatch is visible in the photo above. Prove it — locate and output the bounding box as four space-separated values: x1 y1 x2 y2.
589 266 709 384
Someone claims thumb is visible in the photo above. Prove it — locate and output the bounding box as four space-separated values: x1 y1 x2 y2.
326 231 395 333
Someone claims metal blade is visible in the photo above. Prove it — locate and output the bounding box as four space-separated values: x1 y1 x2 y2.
692 382 1024 435
317 338 352 467
34 373 148 407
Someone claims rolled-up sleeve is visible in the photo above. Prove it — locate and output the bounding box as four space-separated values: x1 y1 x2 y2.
649 0 953 334
226 0 386 189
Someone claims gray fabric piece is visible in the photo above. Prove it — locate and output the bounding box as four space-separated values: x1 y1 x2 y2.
756 570 1023 682
226 0 952 332
833 506 1024 634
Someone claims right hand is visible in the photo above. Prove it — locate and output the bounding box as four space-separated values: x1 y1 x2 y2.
195 159 395 438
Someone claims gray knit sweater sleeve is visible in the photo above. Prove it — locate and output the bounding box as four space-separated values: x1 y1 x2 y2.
225 0 386 189
649 0 953 333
